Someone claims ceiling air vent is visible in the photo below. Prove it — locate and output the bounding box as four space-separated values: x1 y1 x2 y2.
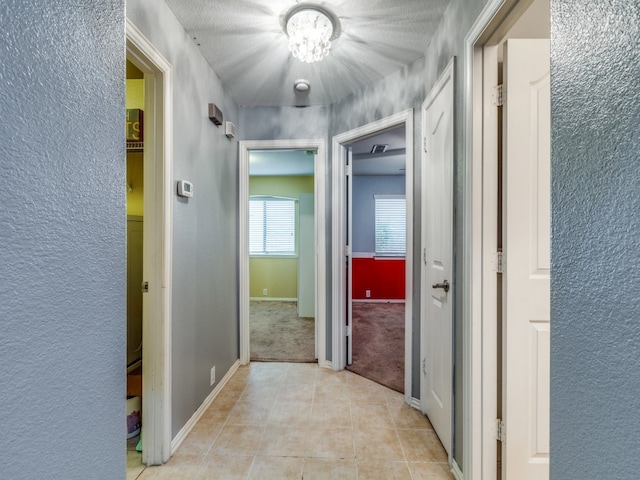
370 144 388 154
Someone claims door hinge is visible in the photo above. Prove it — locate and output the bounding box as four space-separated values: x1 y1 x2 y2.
346 325 352 337
345 245 352 257
496 418 505 442
423 247 427 265
423 136 428 153
493 250 503 274
492 84 504 107
142 281 149 293
345 164 352 176
422 358 427 375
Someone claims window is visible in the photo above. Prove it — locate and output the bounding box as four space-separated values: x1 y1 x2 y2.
249 196 296 255
375 195 406 256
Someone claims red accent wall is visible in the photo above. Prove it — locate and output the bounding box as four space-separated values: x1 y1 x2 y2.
352 257 405 300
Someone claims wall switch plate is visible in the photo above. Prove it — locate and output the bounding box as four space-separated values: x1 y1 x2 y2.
263 288 268 296
366 290 371 298
210 366 216 386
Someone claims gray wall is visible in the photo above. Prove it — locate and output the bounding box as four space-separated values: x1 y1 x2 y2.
352 176 406 253
550 1 640 478
127 0 240 438
0 1 126 479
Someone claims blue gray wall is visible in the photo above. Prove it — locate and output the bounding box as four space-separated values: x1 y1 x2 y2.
0 1 126 479
127 0 241 438
550 1 640 478
352 176 406 253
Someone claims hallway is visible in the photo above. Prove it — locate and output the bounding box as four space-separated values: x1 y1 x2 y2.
128 362 451 479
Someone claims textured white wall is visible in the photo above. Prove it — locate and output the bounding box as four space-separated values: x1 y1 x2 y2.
551 1 640 478
0 1 126 478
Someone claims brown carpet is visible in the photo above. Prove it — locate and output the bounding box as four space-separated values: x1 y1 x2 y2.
347 302 405 393
250 301 316 363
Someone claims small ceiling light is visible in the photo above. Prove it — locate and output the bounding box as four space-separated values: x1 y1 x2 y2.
284 5 340 63
294 79 311 93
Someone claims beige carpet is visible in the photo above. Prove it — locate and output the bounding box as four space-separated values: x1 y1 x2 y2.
347 302 405 393
250 301 316 363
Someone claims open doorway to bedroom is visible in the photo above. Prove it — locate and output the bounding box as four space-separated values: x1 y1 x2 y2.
345 125 407 393
248 149 316 363
332 110 414 402
239 139 328 368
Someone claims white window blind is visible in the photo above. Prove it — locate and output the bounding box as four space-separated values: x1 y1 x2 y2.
249 196 296 255
375 195 406 256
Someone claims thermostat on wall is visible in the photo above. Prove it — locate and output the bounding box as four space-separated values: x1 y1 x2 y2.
177 180 193 198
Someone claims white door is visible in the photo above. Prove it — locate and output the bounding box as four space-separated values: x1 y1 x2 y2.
502 39 550 480
421 60 454 454
346 148 353 365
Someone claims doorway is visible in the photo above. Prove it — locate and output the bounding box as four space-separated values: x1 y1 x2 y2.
126 19 173 466
239 139 328 368
332 110 414 403
343 125 407 393
464 0 550 477
248 149 317 363
125 57 145 466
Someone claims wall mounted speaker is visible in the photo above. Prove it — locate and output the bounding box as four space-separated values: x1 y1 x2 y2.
208 103 223 126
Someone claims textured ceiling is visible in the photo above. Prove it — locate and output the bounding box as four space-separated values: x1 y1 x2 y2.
164 0 450 107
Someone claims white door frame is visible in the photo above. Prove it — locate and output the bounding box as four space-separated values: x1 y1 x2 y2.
126 19 173 465
331 109 414 403
463 0 540 478
239 139 327 368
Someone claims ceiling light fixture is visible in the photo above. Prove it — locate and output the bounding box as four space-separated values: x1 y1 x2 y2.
284 5 340 63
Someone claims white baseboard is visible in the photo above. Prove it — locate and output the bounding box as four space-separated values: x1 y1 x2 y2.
410 396 421 410
249 297 297 302
351 299 406 304
170 359 240 454
451 459 463 480
319 359 332 370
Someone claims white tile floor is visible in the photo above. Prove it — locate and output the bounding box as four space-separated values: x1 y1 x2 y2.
127 362 453 479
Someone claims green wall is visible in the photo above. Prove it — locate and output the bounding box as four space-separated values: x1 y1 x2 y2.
249 175 313 299
126 80 144 216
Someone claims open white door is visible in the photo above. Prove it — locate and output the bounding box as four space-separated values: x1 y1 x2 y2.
346 148 353 365
421 60 454 455
502 38 550 480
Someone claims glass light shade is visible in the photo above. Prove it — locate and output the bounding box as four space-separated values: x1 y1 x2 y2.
286 8 333 63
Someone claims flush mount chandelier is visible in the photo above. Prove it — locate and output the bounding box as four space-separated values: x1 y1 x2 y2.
283 4 341 63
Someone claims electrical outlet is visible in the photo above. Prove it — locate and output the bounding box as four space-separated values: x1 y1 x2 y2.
262 288 268 296
366 290 371 298
210 366 216 386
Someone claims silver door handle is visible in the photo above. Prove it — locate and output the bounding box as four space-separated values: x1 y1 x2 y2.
432 280 450 293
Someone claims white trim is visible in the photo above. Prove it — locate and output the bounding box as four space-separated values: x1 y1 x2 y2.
351 252 375 258
351 299 405 304
451 460 464 480
249 297 298 302
331 109 414 404
126 19 173 466
239 139 327 367
410 397 422 410
170 360 240 453
462 1 507 478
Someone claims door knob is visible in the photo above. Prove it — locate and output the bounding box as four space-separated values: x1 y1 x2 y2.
432 280 450 293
